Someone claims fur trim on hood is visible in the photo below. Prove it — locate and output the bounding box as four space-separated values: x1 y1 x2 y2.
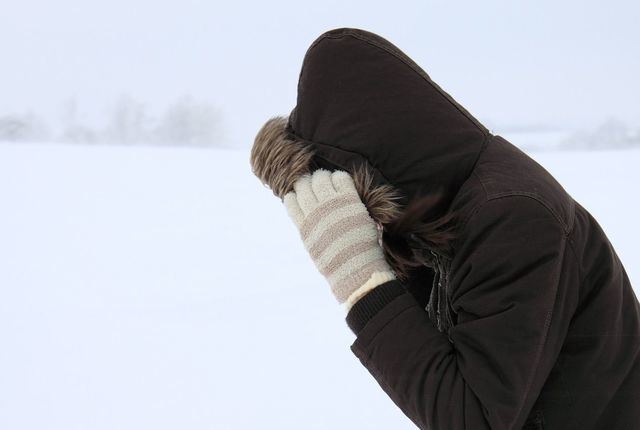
250 114 404 220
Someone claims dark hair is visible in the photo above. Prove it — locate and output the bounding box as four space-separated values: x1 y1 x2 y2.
380 188 460 282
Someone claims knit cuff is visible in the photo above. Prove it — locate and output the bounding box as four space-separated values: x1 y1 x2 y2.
345 279 407 336
343 270 397 311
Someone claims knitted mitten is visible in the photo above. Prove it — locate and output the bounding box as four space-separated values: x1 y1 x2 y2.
283 169 397 310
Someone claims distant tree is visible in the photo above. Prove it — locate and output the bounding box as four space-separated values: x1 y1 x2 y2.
59 97 99 144
0 111 50 142
104 94 153 145
154 95 223 147
560 118 639 150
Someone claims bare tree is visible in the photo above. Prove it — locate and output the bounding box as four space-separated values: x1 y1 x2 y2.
0 111 50 142
104 94 153 145
60 97 99 144
154 95 224 147
560 118 639 150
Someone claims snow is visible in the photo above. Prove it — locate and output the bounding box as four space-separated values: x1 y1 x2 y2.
0 141 638 429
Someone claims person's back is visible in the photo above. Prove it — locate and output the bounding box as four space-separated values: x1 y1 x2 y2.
447 132 640 428
558 197 640 427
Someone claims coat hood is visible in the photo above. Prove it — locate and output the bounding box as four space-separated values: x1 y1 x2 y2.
285 27 491 216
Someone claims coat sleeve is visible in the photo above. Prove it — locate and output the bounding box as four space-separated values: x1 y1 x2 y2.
345 195 579 430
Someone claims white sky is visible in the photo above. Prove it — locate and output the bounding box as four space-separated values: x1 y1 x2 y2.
1 0 638 147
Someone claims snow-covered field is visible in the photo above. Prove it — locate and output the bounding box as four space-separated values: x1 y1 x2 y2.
0 141 638 429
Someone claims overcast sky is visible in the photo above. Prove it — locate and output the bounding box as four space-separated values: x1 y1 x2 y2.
1 0 638 147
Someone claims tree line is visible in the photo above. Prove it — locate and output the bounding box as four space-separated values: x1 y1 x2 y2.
0 94 224 147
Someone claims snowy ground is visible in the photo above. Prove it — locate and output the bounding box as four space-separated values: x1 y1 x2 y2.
0 141 638 429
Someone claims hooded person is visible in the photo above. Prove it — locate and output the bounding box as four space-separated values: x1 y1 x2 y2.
250 27 640 430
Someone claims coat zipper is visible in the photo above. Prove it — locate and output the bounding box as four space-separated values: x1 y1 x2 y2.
424 249 455 341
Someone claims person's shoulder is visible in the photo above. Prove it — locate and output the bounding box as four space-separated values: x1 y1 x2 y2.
467 134 576 235
469 193 568 231
447 193 571 295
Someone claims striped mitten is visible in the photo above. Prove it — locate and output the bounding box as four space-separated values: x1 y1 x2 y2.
283 169 397 310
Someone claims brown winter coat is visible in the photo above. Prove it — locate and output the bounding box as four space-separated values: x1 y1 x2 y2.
254 27 640 429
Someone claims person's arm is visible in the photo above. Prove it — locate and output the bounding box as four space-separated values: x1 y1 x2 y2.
345 195 579 429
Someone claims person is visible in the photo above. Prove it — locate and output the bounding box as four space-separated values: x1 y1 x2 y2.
249 27 640 430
